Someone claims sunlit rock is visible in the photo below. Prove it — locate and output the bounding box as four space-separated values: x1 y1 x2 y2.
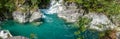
0 30 12 39
13 10 42 23
111 14 120 27
6 36 29 39
84 13 115 31
47 0 64 14
29 10 42 22
47 0 83 22
116 32 120 39
12 11 29 23
57 2 84 22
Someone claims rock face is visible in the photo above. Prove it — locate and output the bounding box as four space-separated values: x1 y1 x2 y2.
0 30 12 39
12 11 29 23
84 13 115 31
112 14 120 39
48 0 64 14
111 14 120 27
6 36 29 39
47 0 84 22
116 32 120 39
100 30 117 39
29 11 42 22
57 2 84 22
47 0 120 39
12 10 42 23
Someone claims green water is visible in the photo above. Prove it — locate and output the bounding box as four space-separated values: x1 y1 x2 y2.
1 9 99 39
1 9 76 39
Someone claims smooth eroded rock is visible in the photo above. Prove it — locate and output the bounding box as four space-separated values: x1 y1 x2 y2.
12 11 29 23
57 2 84 22
13 10 42 23
84 13 115 31
29 10 42 22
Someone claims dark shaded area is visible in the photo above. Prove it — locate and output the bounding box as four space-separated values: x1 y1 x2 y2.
100 30 117 39
0 0 15 21
0 0 51 21
38 0 50 9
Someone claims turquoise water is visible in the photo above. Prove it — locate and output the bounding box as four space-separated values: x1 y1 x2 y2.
1 9 99 39
1 9 76 39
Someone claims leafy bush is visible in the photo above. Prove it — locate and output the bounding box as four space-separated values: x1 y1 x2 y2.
0 0 15 20
99 30 117 39
65 0 120 16
74 17 91 39
0 0 15 13
0 0 44 20
30 33 36 39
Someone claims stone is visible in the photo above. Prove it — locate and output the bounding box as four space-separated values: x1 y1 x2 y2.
12 11 29 23
47 0 64 14
12 10 42 23
47 0 84 22
6 36 29 39
116 32 120 39
84 13 115 31
57 2 84 23
111 14 120 27
0 30 12 39
29 10 42 22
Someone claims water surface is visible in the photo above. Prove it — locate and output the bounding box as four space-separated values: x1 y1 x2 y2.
1 9 99 39
1 9 76 39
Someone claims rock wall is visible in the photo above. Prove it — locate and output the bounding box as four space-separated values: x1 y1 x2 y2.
57 2 84 22
12 9 42 23
84 13 115 31
56 0 119 32
0 30 12 39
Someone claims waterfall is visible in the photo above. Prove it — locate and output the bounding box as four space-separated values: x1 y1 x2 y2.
47 0 64 14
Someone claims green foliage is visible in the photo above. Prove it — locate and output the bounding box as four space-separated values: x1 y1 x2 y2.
30 33 37 39
0 0 15 13
99 32 105 38
31 0 38 5
98 30 116 39
74 17 91 39
31 0 41 8
77 17 91 32
0 0 15 19
0 0 51 20
38 0 50 8
0 37 2 39
65 0 120 16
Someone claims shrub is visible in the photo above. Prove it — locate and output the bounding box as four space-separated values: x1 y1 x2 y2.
65 0 120 16
74 17 91 39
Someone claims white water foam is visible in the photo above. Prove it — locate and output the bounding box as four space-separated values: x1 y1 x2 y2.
47 0 63 14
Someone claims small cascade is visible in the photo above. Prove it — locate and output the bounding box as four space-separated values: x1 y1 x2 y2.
47 0 64 14
41 9 53 23
43 15 53 23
